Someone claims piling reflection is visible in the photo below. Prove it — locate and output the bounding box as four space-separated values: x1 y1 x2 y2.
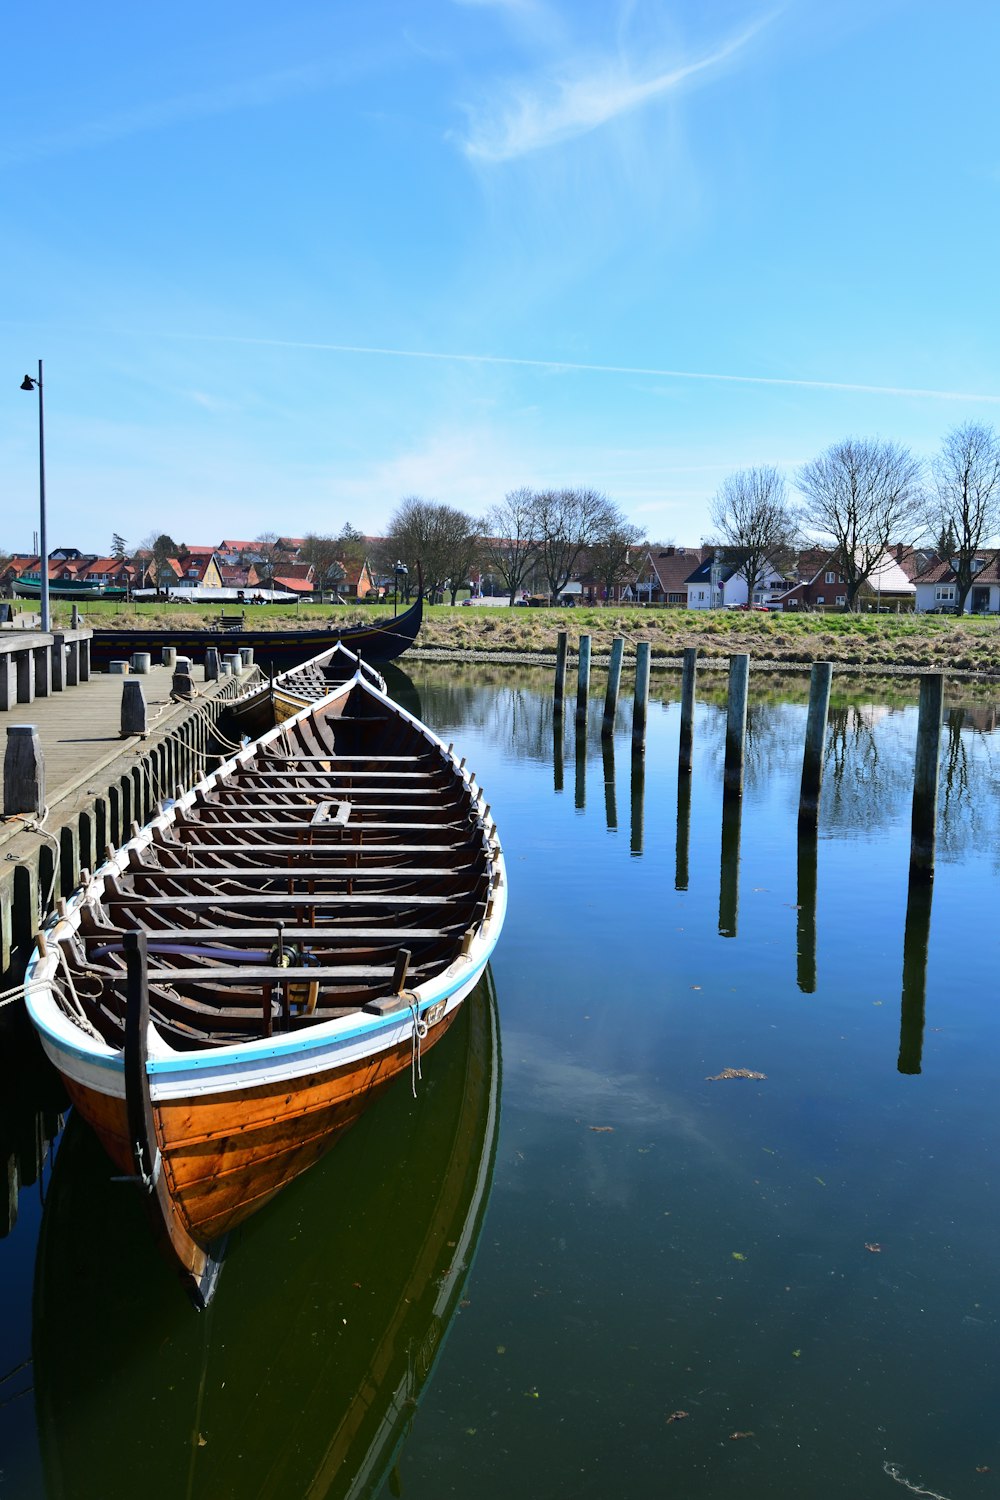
553 716 564 794
602 734 618 832
675 772 691 892
630 751 645 856
0 1013 66 1241
898 879 933 1075
719 792 742 937
33 974 501 1500
796 829 819 994
575 719 587 811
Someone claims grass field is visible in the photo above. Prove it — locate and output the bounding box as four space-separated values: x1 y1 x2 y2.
32 597 1000 675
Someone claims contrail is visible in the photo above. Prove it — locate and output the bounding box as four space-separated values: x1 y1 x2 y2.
172 332 1000 405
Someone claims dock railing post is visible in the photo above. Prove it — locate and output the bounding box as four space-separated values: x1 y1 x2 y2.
4 725 44 817
553 631 568 718
632 640 650 751
798 662 833 828
723 653 750 796
910 673 944 881
575 635 591 727
678 647 697 774
602 637 624 739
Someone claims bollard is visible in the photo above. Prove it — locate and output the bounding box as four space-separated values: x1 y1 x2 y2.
602 637 624 739
171 668 196 702
161 646 177 668
109 660 130 675
4 725 44 817
131 652 151 675
723 653 749 796
239 646 253 668
631 641 650 751
175 656 193 675
575 635 591 727
204 647 220 682
224 652 242 678
219 659 231 676
553 631 568 718
798 662 833 827
678 647 698 774
909 672 944 880
120 679 148 737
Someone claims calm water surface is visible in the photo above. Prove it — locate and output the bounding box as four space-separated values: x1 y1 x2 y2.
2 663 999 1499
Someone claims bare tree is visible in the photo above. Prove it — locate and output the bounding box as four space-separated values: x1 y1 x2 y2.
931 422 1000 613
300 534 346 598
481 488 540 603
533 488 616 601
385 498 480 603
708 466 799 606
797 439 924 611
253 532 282 589
588 519 645 603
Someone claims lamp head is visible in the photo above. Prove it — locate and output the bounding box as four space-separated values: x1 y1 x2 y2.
20 376 36 391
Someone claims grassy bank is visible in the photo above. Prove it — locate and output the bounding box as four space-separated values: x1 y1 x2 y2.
40 598 1000 675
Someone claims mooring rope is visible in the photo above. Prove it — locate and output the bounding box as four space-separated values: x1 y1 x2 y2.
408 1000 428 1097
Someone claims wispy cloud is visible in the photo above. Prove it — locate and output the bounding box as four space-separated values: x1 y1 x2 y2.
0 62 334 169
458 11 775 162
163 331 1000 406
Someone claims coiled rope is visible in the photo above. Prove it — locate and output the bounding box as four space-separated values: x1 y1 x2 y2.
408 1000 428 1097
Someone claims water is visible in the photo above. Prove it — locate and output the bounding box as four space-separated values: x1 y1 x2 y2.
3 664 1000 1498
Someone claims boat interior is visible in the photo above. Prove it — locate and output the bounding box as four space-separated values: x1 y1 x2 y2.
48 682 499 1050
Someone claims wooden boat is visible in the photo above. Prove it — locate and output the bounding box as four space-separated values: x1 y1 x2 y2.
33 973 500 1499
226 641 387 741
25 668 505 1306
88 590 423 672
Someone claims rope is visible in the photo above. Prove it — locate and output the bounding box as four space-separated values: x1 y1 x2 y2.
55 944 106 1041
408 999 428 1097
12 809 61 908
0 978 49 1011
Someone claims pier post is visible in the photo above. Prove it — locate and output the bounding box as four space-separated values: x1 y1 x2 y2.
576 635 591 727
910 673 944 880
602 637 624 739
239 646 253 668
34 643 52 699
719 791 743 937
65 639 80 686
15 650 34 705
899 878 933 1075
0 654 16 711
50 633 65 691
3 726 44 817
799 662 833 827
796 828 819 993
553 631 568 718
723 653 750 796
120 680 148 738
224 652 242 679
204 647 220 682
675 769 691 892
679 647 697 774
632 641 651 752
79 637 91 681
162 646 177 668
71 605 81 629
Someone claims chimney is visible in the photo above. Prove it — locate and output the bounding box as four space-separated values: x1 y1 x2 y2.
895 542 904 562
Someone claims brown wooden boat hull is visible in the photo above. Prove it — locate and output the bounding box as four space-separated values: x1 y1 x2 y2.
64 1004 460 1245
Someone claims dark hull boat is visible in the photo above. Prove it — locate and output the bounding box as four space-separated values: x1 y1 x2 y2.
34 972 501 1500
88 591 423 672
26 670 505 1306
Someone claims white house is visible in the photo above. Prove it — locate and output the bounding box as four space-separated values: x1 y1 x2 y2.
914 553 1000 613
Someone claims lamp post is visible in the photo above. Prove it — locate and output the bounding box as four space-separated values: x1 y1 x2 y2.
20 360 49 632
393 560 407 617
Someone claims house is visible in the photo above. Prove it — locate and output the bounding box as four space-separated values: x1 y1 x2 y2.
633 546 710 606
914 552 1000 614
772 547 918 612
684 550 791 610
174 551 224 589
272 563 315 596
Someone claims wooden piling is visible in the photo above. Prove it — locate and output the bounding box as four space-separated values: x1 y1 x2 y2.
796 828 818 993
3 726 44 817
575 635 591 727
910 673 944 880
899 878 933 1074
678 647 697 774
798 662 833 827
204 647 220 682
553 631 568 718
632 641 650 751
552 717 564 794
602 638 624 739
723 653 749 796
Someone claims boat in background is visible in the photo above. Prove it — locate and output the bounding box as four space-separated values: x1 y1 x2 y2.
25 670 506 1305
226 641 387 741
88 591 423 672
34 970 501 1500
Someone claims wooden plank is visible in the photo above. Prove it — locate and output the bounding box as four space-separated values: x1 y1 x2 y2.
145 964 423 982
161 841 470 856
86 925 461 941
134 865 477 880
107 892 459 907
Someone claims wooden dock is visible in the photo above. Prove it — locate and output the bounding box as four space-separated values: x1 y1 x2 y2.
0 661 260 983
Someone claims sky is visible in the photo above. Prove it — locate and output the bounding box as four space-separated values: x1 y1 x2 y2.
3 0 1000 555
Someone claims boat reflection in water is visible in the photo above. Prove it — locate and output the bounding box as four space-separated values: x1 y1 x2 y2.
33 969 501 1500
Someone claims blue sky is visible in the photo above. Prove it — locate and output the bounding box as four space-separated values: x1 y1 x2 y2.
3 0 1000 554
